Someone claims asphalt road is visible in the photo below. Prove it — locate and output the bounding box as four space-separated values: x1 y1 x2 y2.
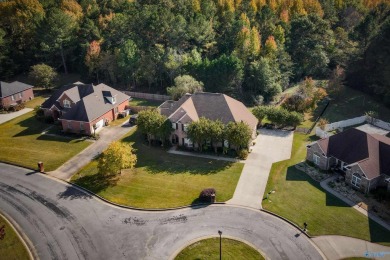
0 163 323 260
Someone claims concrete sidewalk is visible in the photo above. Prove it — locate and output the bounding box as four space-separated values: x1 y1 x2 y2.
48 123 134 181
0 108 33 124
321 176 390 231
227 129 293 209
313 235 390 260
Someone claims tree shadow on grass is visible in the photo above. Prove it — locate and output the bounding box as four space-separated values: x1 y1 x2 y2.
70 173 119 195
12 115 49 137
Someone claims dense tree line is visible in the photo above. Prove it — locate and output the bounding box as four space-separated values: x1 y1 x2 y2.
0 0 388 105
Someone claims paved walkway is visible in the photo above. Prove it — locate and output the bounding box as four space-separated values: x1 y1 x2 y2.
321 176 390 231
48 123 134 181
167 147 243 162
227 129 294 209
0 108 33 124
313 235 390 260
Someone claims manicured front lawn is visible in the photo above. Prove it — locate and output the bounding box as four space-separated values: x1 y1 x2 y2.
71 129 243 208
263 133 390 246
24 96 46 109
0 112 90 171
175 238 264 260
0 213 30 260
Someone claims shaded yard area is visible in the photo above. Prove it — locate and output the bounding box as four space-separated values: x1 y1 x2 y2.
263 133 390 246
300 87 390 128
129 97 162 107
0 213 30 260
175 238 263 260
71 129 243 208
0 112 90 171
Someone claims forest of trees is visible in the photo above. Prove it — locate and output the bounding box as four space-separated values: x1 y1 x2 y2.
0 0 389 105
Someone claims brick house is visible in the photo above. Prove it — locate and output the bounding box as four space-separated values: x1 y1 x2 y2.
41 82 130 135
306 128 390 193
158 92 258 148
0 81 34 109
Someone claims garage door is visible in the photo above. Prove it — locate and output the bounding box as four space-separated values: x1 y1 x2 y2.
95 119 104 133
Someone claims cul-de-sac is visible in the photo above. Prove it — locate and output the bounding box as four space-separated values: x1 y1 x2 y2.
0 1 390 259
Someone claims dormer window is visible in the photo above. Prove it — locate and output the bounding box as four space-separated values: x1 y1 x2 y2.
63 99 71 108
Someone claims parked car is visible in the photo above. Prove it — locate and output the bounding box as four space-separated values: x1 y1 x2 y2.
129 114 138 125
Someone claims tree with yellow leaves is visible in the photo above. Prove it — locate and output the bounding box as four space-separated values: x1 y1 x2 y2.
98 141 137 176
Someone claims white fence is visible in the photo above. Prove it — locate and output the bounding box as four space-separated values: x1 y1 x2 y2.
315 115 390 138
122 91 170 101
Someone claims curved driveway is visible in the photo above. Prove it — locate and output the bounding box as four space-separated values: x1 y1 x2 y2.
0 163 323 260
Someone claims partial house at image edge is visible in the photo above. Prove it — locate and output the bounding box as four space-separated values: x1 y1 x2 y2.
159 92 258 148
306 128 390 193
41 82 130 135
0 81 34 108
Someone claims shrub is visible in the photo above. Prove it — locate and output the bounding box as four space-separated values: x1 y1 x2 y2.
44 116 54 124
199 188 216 203
237 149 249 159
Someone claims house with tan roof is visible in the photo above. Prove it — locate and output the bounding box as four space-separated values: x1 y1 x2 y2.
306 128 390 193
159 92 258 148
41 82 130 135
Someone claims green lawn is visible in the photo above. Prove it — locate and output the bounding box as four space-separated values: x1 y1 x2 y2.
263 133 390 246
301 87 390 128
0 214 30 260
0 112 90 171
71 129 243 208
24 96 46 109
175 238 264 260
129 97 162 107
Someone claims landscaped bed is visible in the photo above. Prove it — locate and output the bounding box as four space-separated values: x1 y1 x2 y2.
71 129 243 208
263 133 390 246
174 237 264 260
0 111 90 171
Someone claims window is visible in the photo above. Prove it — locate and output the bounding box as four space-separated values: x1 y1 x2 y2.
19 93 22 98
11 95 15 101
114 107 118 113
172 123 176 129
80 122 84 131
183 124 188 132
351 173 361 188
63 99 71 108
313 154 320 165
67 121 72 130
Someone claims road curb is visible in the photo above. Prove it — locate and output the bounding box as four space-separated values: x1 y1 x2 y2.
0 210 37 260
169 235 268 260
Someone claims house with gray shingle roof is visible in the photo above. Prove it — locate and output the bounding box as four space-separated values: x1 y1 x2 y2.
0 81 34 109
306 128 390 193
159 92 258 148
41 82 130 135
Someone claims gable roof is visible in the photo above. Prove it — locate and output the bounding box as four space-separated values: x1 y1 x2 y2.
317 128 390 179
159 92 258 130
42 82 130 122
0 81 33 98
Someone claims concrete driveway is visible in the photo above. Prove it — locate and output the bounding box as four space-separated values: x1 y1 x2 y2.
0 163 323 260
227 129 294 209
0 108 33 124
48 123 134 180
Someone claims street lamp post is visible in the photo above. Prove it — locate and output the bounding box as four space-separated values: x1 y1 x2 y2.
218 230 222 260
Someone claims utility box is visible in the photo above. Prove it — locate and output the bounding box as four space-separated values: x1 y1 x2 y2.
37 162 44 172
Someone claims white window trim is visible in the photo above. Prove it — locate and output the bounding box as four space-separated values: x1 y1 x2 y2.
313 154 320 165
172 123 176 129
19 93 22 98
11 95 15 101
351 173 361 188
63 99 71 108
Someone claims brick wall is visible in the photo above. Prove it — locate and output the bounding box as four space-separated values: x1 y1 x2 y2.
0 88 34 108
